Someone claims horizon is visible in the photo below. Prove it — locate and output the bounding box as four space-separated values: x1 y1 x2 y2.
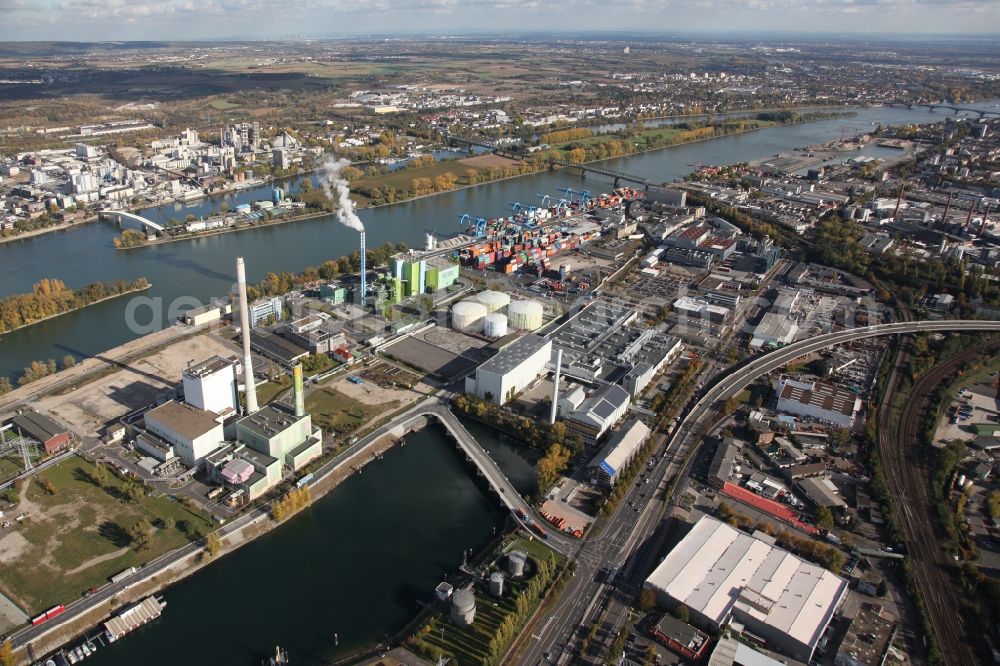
4 1 1000 42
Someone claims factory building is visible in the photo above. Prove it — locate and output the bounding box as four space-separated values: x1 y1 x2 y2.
751 313 798 349
320 283 349 305
466 334 553 405
673 296 730 324
566 383 631 444
644 516 848 662
182 355 238 417
139 401 225 466
587 418 651 488
776 377 861 428
282 315 344 355
9 411 71 455
393 256 427 297
236 401 322 471
205 443 282 501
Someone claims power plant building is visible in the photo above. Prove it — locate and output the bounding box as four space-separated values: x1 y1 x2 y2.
182 355 238 417
466 334 553 405
425 259 459 292
236 401 322 471
644 516 847 663
139 401 225 466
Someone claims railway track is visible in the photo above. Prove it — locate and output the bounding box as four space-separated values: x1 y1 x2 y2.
879 341 998 665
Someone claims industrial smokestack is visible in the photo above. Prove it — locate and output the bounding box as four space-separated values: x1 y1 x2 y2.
891 185 904 222
550 349 563 425
940 192 953 228
360 230 367 307
236 256 259 415
980 202 992 238
965 198 978 231
293 364 305 418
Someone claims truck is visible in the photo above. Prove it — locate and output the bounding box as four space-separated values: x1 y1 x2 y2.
528 521 549 540
110 566 138 584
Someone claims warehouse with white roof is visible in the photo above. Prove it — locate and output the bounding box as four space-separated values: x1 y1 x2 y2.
644 516 847 662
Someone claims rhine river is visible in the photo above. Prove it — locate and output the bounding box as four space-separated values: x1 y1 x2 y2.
1 103 998 381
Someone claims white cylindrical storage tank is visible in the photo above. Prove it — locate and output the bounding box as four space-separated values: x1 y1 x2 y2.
476 290 510 313
508 300 544 331
507 551 527 577
450 588 476 626
957 474 966 487
489 572 504 597
484 313 508 338
452 299 487 333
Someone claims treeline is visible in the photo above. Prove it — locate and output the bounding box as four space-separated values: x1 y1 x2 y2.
113 229 147 248
272 486 311 521
540 127 592 144
0 277 150 333
243 241 406 302
717 501 845 572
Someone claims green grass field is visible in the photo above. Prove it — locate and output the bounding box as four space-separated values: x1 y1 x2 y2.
0 456 212 613
305 387 399 434
255 381 288 405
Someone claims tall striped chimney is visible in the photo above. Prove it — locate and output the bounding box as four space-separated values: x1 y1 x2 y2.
236 257 258 414
360 230 367 307
293 364 305 418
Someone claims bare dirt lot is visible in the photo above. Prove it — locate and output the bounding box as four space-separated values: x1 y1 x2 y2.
34 332 239 437
459 154 524 170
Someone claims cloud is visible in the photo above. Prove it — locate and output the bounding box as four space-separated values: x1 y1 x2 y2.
3 0 1000 36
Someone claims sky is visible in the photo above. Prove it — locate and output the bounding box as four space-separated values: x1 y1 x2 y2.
2 0 999 41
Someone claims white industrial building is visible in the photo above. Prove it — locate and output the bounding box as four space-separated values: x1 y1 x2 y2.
588 418 651 487
645 516 848 662
182 355 238 416
566 383 631 444
141 400 225 466
750 312 798 349
776 377 861 428
466 334 552 405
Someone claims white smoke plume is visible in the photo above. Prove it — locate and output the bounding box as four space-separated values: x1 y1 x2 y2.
321 157 365 232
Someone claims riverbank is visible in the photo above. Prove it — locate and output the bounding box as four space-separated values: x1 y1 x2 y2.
114 210 335 250
0 217 98 246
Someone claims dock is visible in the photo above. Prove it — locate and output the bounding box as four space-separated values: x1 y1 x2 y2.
103 596 166 643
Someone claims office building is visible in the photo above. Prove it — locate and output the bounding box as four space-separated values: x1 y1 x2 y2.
466 334 552 405
587 418 650 487
645 516 848 662
238 296 283 329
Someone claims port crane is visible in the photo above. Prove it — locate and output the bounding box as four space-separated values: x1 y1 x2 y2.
555 187 592 204
458 213 488 238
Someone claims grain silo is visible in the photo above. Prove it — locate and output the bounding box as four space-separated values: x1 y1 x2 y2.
450 588 476 626
452 300 487 334
507 551 527 577
489 572 505 598
483 313 508 338
507 300 544 331
476 290 511 314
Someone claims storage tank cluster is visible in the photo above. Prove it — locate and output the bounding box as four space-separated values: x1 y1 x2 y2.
484 313 508 338
475 290 511 313
507 300 544 331
452 299 488 333
450 587 477 626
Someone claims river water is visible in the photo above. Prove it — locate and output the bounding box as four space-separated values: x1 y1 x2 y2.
0 102 996 381
84 425 505 666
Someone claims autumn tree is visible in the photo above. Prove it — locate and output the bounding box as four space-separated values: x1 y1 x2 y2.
205 532 221 558
128 517 153 551
0 378 11 395
567 147 586 164
62 354 76 370
0 639 14 666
